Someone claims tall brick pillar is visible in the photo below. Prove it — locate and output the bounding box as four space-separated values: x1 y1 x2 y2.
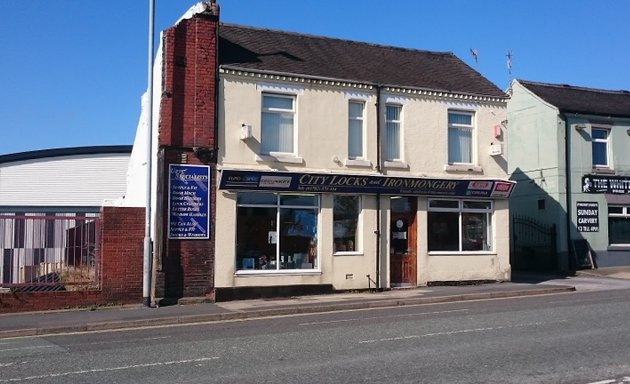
156 3 219 300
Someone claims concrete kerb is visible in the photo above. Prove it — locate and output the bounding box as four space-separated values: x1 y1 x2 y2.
0 285 574 340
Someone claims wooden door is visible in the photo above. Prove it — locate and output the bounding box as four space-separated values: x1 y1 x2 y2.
389 196 417 287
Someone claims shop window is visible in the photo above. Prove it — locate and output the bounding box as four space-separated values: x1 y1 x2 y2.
385 104 401 161
333 195 361 253
608 205 630 245
236 193 318 271
428 199 492 252
448 111 474 164
261 93 295 155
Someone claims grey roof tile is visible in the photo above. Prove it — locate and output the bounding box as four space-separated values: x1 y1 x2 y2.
219 24 506 98
519 80 630 118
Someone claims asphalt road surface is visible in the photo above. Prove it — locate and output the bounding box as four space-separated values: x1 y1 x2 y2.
1 289 630 384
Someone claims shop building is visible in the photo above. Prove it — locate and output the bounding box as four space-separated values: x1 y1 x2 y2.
137 3 513 301
508 80 630 272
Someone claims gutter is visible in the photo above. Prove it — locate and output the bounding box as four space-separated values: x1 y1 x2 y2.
219 65 507 102
375 85 383 290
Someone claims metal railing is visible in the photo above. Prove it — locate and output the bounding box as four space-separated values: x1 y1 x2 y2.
0 214 100 291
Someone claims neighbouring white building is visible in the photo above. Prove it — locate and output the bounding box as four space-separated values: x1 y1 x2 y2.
0 146 131 286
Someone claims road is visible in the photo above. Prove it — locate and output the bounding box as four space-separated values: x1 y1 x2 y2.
1 289 630 384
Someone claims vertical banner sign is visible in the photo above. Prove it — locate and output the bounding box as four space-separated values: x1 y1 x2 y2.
576 201 599 232
168 164 210 239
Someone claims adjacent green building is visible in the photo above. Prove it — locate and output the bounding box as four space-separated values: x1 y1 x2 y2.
508 80 630 272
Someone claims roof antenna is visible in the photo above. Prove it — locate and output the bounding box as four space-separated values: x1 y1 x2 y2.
470 48 479 68
506 50 514 86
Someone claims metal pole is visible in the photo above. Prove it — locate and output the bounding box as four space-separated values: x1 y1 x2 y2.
143 0 155 307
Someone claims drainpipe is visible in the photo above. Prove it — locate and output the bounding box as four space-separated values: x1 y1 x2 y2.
562 113 574 274
375 85 382 290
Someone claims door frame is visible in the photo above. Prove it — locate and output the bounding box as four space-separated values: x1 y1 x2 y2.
389 196 418 287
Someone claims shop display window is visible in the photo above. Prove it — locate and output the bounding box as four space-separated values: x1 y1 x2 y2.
333 195 360 253
428 199 492 252
608 205 630 245
236 193 319 271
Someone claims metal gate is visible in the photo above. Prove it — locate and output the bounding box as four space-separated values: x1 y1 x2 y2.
512 215 557 272
0 214 100 290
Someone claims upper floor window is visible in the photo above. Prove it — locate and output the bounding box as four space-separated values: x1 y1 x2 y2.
385 104 402 161
448 111 474 164
348 101 365 159
261 94 295 155
592 127 610 169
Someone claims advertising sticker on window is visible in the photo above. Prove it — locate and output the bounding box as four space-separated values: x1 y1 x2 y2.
168 164 210 239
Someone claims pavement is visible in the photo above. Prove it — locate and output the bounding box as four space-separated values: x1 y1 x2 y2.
1 267 630 340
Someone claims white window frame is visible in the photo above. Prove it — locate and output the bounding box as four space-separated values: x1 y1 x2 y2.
333 195 362 255
591 126 611 170
447 110 476 165
260 93 296 156
427 199 493 254
608 205 630 246
384 103 403 162
235 193 320 274
348 100 365 160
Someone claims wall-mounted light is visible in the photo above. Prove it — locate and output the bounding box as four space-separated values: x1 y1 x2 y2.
575 124 586 131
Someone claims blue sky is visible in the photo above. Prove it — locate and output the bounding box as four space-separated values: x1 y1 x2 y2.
1 0 629 156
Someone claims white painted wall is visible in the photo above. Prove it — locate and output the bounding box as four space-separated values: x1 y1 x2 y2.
0 152 129 207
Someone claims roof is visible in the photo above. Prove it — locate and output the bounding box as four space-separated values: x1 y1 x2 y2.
518 80 630 118
0 145 132 164
218 24 506 98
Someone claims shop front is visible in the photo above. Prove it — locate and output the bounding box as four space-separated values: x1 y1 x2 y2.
214 169 514 299
576 174 630 267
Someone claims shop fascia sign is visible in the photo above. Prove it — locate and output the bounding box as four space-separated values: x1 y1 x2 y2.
582 174 630 194
219 169 515 198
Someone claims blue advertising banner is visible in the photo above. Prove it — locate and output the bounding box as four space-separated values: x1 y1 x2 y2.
219 169 514 198
168 164 210 239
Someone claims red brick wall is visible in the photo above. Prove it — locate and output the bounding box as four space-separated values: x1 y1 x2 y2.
0 207 145 313
99 207 144 302
0 291 102 313
157 9 219 299
159 11 218 148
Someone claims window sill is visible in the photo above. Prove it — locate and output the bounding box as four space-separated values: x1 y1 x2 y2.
345 158 372 168
235 270 321 276
444 164 483 173
428 251 496 256
333 251 363 256
383 160 409 170
607 245 630 252
592 167 615 175
255 153 304 164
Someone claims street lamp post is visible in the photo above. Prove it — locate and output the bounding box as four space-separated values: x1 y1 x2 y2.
143 0 155 307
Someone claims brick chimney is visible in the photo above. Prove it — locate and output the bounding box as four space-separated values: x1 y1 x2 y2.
155 2 220 300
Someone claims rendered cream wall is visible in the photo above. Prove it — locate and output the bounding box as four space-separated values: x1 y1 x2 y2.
220 77 378 173
214 190 380 290
217 75 510 289
220 76 507 179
